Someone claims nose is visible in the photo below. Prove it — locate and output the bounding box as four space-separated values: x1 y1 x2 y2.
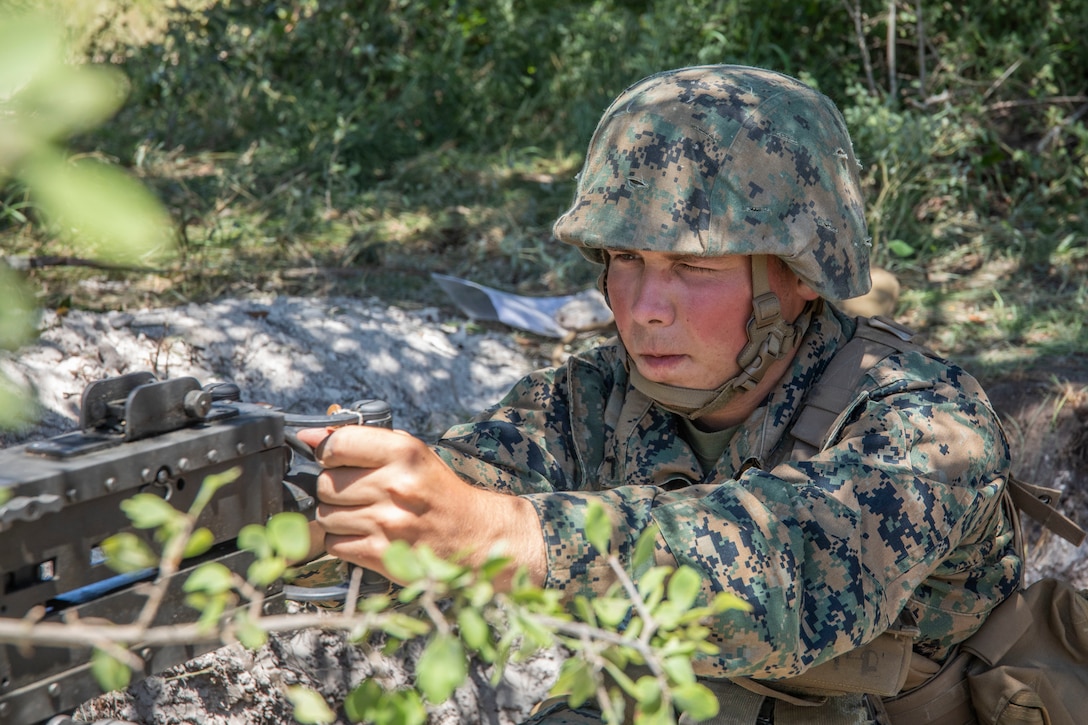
629 268 675 326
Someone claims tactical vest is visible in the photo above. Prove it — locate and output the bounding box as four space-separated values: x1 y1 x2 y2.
712 315 1088 725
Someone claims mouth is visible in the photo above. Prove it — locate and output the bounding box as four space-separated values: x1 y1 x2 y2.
634 352 687 378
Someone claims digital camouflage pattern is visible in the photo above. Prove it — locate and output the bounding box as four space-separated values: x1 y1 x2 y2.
553 65 872 301
435 303 1021 682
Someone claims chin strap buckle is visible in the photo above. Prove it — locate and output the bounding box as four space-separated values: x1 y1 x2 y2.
733 255 808 392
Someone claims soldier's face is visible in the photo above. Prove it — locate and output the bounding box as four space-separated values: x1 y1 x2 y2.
607 251 814 391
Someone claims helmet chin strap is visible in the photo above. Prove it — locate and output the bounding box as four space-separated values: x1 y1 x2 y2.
626 255 811 420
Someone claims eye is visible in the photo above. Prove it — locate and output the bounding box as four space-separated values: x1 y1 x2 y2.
678 261 716 273
608 251 641 263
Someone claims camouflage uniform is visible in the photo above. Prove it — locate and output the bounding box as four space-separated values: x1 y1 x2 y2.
436 301 1020 667
434 66 1021 722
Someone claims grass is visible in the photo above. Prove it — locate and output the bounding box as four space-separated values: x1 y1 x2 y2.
11 146 1086 389
7 144 593 312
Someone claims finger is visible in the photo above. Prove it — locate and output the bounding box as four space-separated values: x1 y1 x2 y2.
316 468 384 506
324 532 390 576
314 425 418 469
315 502 382 536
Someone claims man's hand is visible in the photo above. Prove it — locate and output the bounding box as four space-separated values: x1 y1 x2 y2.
295 426 546 589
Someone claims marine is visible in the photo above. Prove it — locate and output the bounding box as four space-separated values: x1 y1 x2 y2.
299 65 1021 723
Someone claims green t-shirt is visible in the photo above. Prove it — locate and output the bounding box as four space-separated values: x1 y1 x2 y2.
678 417 739 474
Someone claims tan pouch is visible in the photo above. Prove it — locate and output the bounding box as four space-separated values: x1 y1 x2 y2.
760 609 920 699
883 578 1088 725
964 579 1088 725
882 649 976 725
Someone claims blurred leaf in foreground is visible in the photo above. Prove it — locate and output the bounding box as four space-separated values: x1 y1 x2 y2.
0 6 177 430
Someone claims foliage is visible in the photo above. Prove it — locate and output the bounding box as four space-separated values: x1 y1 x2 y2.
0 0 1081 372
87 478 748 724
0 4 176 431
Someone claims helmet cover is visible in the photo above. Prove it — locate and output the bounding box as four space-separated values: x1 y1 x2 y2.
553 65 872 300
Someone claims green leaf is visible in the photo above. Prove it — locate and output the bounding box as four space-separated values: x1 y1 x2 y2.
551 658 597 709
383 540 426 582
602 687 627 725
20 151 175 265
636 566 670 606
183 527 215 558
100 532 158 573
183 562 234 595
237 524 271 558
602 658 638 696
194 592 229 631
512 610 559 649
631 523 660 571
247 556 287 587
584 498 611 554
479 554 513 582
464 580 496 609
344 680 383 724
345 679 379 722
191 467 242 516
285 686 336 725
573 595 597 627
887 239 916 258
203 466 242 495
666 566 702 611
120 493 179 530
416 545 468 583
457 606 491 652
415 634 466 704
358 592 392 613
345 681 425 725
234 612 268 650
652 601 684 630
381 612 432 640
185 591 209 610
397 581 426 604
15 63 127 141
0 266 36 351
267 512 311 562
633 675 663 713
634 705 673 725
592 597 632 629
91 648 131 693
671 682 720 721
710 591 753 614
661 654 695 686
392 690 428 725
0 14 58 100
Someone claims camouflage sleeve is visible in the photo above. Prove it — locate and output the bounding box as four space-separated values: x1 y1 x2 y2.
433 355 605 494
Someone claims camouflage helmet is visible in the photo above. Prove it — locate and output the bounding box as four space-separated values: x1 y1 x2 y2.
553 65 871 301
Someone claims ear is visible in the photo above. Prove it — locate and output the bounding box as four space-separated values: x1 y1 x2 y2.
795 276 821 302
